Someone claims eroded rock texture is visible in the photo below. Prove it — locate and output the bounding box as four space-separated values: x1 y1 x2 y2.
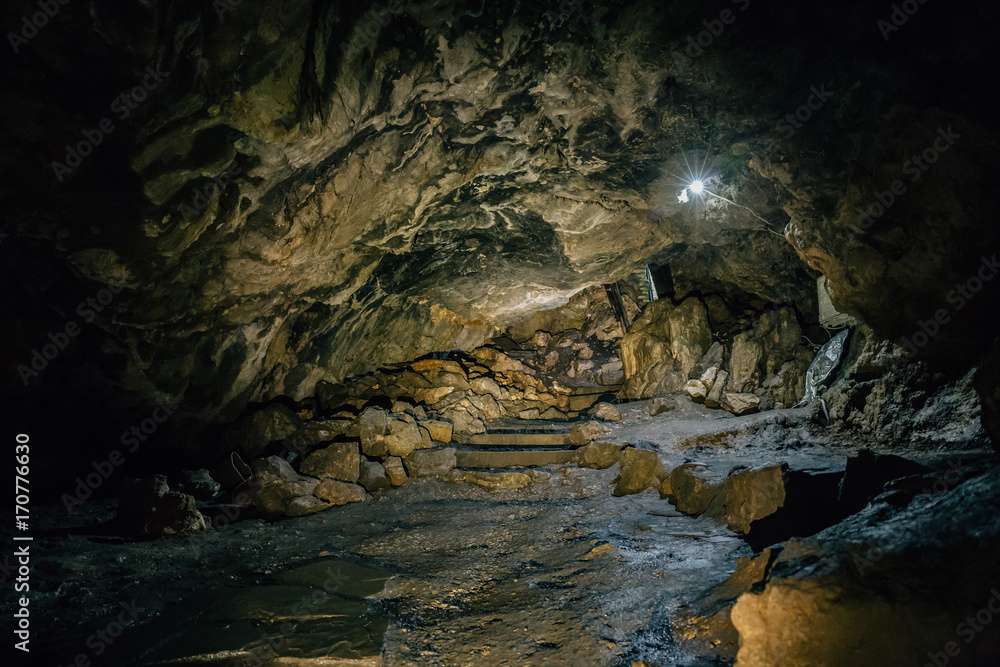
2 0 998 432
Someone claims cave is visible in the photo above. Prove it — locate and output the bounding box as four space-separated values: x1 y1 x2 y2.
3 0 999 664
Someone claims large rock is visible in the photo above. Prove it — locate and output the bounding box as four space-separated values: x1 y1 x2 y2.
731 467 1000 666
385 417 422 457
704 370 729 409
620 298 712 399
249 457 326 517
421 420 454 443
358 460 392 492
174 469 221 501
720 392 761 415
614 447 660 496
729 333 765 393
671 549 775 661
469 376 502 400
314 479 366 505
670 464 727 515
704 464 787 534
235 404 303 460
443 408 486 435
404 448 457 477
591 402 623 421
299 442 361 483
357 407 390 456
668 297 714 377
576 440 623 469
570 420 612 446
117 475 207 537
383 456 408 486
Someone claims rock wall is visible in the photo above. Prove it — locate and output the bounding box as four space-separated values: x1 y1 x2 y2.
2 0 997 435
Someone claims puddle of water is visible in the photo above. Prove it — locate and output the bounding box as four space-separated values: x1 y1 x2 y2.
103 558 391 665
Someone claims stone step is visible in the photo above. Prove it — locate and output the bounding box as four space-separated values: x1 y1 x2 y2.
455 449 577 468
570 385 619 396
457 432 575 446
486 419 573 433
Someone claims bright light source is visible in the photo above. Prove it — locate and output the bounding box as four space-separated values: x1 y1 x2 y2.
689 180 704 194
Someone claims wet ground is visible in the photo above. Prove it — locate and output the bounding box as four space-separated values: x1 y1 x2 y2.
12 396 989 665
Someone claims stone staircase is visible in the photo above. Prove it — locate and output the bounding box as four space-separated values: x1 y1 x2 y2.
453 420 577 469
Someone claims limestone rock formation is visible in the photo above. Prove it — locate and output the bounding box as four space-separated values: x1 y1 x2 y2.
116 475 207 537
614 447 659 496
299 442 361 483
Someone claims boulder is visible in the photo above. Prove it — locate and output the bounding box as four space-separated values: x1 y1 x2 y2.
671 549 775 661
117 475 207 537
668 297 714 377
314 479 366 505
236 403 302 460
690 342 725 380
721 392 761 415
685 379 708 401
383 456 408 486
299 442 360 483
357 407 389 456
729 333 765 393
731 467 1000 665
443 408 486 435
404 448 457 477
385 418 422 457
591 402 623 421
530 330 552 347
570 420 612 445
755 307 802 376
614 447 660 496
421 419 453 443
470 376 503 400
704 370 729 409
704 464 787 534
518 408 541 419
358 460 392 492
174 469 221 500
670 464 726 514
250 457 326 516
576 440 623 469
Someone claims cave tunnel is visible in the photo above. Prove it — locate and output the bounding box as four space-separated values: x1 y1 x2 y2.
2 0 1000 664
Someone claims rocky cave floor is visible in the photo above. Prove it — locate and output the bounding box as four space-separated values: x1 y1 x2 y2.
12 395 999 666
